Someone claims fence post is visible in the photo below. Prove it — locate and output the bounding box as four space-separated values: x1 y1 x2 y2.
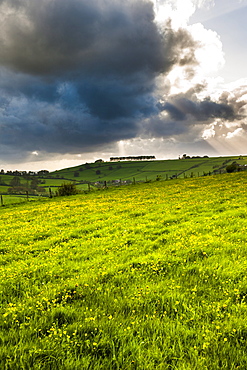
49 187 52 198
26 191 29 200
1 195 3 206
104 181 107 189
88 183 91 191
133 177 136 185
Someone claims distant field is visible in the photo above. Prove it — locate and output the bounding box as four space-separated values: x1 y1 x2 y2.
1 155 247 205
1 172 247 368
50 155 245 183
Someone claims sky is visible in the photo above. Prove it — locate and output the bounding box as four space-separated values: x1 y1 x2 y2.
1 0 247 171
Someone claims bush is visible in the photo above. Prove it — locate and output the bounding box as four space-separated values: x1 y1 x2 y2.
226 162 240 173
57 183 78 196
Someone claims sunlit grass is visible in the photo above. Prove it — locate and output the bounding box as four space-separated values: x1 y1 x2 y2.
1 172 247 369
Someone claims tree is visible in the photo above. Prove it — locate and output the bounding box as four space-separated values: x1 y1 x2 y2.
0 177 6 185
38 170 49 176
30 178 40 189
10 176 21 187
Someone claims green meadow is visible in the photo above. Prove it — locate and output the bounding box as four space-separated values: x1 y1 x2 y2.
51 156 242 184
0 195 41 206
48 155 247 184
1 156 247 202
1 172 247 369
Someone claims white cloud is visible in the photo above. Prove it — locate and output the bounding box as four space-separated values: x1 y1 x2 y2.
154 0 196 28
189 23 225 75
154 0 215 28
226 127 243 139
154 0 225 99
202 123 216 139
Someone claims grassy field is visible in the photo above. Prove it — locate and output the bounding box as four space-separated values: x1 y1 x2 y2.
49 156 246 184
1 156 247 203
1 172 247 369
0 194 43 205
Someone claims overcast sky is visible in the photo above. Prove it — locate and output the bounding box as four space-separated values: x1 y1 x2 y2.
1 0 247 171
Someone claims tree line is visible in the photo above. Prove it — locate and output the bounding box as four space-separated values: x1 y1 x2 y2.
110 156 156 162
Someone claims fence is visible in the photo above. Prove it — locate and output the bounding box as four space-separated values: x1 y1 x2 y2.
0 170 229 206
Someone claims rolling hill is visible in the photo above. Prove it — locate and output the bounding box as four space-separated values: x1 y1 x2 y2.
0 155 246 200
49 155 246 185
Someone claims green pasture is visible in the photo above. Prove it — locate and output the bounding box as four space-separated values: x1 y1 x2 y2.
0 194 42 205
1 172 247 368
40 179 63 187
0 174 16 185
50 156 245 183
1 156 247 194
0 185 9 192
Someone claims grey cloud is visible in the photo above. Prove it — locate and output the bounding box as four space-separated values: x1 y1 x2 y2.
0 0 201 79
144 84 247 140
0 0 202 161
161 97 236 122
0 0 245 163
0 0 169 76
158 82 246 123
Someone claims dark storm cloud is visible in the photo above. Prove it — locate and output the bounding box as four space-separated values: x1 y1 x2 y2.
145 86 247 139
160 97 236 122
0 0 174 76
0 0 201 159
158 84 244 124
0 0 245 162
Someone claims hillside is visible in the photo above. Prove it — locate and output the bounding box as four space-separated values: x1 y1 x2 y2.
1 156 246 200
51 155 245 184
1 172 247 368
45 155 247 194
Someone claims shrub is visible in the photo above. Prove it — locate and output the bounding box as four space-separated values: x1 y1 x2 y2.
226 162 240 173
57 183 78 196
